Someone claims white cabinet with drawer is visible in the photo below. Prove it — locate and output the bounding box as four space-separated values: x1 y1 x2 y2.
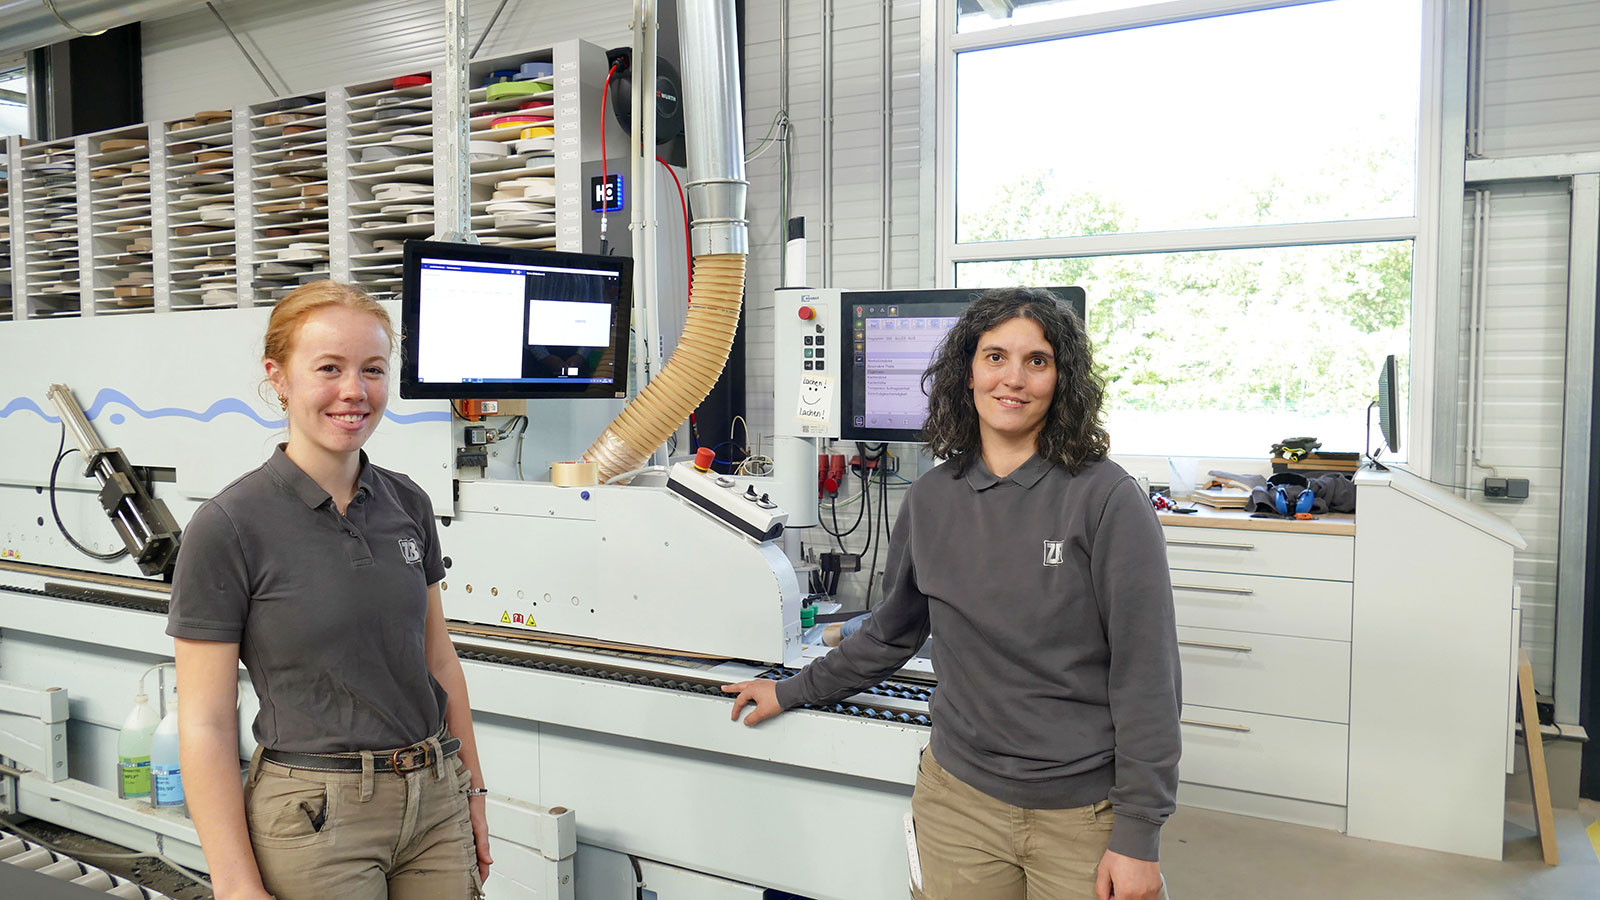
1178 704 1349 806
1161 468 1525 860
1170 570 1352 641
1177 625 1351 723
1164 518 1354 815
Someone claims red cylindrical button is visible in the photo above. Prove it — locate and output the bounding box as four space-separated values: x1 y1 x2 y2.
798 306 815 320
694 447 716 471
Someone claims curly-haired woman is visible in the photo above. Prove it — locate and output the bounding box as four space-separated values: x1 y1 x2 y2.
724 286 1180 900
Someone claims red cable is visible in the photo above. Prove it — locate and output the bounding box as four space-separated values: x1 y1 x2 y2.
657 156 691 300
600 63 620 229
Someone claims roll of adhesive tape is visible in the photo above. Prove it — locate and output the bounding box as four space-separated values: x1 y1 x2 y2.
551 461 600 487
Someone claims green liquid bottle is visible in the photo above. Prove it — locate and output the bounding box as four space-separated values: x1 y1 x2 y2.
117 690 159 799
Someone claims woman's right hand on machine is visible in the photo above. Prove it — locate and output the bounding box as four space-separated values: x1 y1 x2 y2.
721 679 783 726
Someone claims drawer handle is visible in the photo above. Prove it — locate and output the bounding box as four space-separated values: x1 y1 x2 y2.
1181 717 1252 733
1178 640 1254 653
1172 583 1254 596
1166 539 1256 551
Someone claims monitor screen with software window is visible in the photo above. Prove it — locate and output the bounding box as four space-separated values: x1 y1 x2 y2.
399 240 633 400
841 286 1086 443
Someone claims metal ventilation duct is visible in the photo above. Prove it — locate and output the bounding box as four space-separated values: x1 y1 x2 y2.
0 0 208 58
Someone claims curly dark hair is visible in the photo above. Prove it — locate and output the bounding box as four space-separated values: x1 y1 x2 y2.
919 286 1109 473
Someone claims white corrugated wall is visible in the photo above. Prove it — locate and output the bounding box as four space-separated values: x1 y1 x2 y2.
1477 0 1600 158
141 0 634 122
1465 0 1600 695
1458 183 1571 693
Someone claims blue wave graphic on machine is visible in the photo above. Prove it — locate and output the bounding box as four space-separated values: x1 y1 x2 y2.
0 388 449 427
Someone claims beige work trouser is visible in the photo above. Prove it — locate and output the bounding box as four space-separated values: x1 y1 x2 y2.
244 741 482 900
910 748 1165 900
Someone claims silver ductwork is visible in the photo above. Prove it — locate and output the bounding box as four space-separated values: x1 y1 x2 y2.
0 0 208 58
677 0 749 256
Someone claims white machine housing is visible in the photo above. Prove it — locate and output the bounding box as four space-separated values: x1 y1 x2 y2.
0 306 804 665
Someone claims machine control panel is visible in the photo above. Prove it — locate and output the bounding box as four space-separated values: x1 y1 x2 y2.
666 461 789 542
774 288 842 439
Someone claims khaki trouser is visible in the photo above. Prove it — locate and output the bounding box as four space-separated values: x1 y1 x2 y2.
910 748 1166 900
244 739 482 900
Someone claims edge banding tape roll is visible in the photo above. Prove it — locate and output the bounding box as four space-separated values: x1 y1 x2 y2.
469 140 509 159
551 461 599 487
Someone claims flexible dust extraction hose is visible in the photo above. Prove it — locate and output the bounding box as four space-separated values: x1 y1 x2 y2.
583 252 746 481
583 0 748 483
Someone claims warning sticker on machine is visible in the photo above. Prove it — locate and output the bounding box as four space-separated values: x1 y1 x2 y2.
500 610 538 628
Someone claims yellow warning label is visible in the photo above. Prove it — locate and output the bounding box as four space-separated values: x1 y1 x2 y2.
500 610 511 624
525 615 537 628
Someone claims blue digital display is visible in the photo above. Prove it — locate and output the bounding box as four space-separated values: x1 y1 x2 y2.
590 174 625 213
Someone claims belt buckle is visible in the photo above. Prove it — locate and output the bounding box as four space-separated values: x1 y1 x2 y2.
390 744 431 773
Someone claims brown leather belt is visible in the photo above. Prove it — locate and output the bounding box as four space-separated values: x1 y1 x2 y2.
261 736 460 773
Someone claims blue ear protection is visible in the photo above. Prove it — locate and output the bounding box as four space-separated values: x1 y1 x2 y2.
1273 486 1315 516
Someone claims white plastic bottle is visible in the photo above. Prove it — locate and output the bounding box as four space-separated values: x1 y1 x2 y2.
149 690 184 810
116 690 160 799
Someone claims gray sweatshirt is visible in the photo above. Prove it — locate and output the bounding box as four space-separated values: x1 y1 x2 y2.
776 454 1182 861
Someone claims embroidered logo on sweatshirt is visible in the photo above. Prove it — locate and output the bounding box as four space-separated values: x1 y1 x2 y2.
397 537 423 565
1043 540 1064 566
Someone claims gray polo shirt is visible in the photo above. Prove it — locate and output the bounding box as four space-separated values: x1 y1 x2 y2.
167 445 449 753
776 454 1182 861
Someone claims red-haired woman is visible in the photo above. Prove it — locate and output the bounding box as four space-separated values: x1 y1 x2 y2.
169 281 491 900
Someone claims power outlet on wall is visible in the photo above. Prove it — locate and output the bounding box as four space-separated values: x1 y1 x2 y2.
1483 477 1530 500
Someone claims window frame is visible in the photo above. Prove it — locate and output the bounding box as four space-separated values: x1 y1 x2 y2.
930 0 1452 479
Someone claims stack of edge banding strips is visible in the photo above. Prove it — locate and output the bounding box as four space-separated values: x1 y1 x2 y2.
254 96 329 300
0 168 10 317
469 61 557 245
88 134 156 310
27 146 81 311
166 109 237 306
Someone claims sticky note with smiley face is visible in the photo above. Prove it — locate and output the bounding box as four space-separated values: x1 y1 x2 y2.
795 374 835 428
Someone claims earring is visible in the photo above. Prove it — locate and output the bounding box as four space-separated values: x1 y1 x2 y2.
278 396 288 411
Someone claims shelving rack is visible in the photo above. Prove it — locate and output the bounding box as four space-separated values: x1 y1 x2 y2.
248 93 334 304
19 138 82 317
345 75 435 298
164 110 238 310
86 125 156 315
0 145 11 320
0 40 614 324
466 50 560 251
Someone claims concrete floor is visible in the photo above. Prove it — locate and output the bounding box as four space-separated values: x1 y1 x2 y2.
10 800 1600 899
1163 799 1600 900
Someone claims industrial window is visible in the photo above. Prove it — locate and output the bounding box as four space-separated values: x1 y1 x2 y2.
0 58 27 138
941 0 1430 461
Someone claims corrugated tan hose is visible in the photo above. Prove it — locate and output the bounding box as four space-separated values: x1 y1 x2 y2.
583 0 748 483
583 253 746 480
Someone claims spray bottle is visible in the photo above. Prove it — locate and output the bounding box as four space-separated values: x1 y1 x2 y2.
150 684 184 810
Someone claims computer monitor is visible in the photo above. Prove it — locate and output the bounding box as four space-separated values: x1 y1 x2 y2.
1371 353 1400 463
399 240 632 400
840 286 1087 443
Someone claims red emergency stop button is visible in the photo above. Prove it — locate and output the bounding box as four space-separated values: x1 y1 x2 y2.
798 306 815 321
694 446 715 472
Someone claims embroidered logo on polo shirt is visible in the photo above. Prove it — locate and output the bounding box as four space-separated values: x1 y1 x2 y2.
397 538 423 565
1043 540 1064 567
